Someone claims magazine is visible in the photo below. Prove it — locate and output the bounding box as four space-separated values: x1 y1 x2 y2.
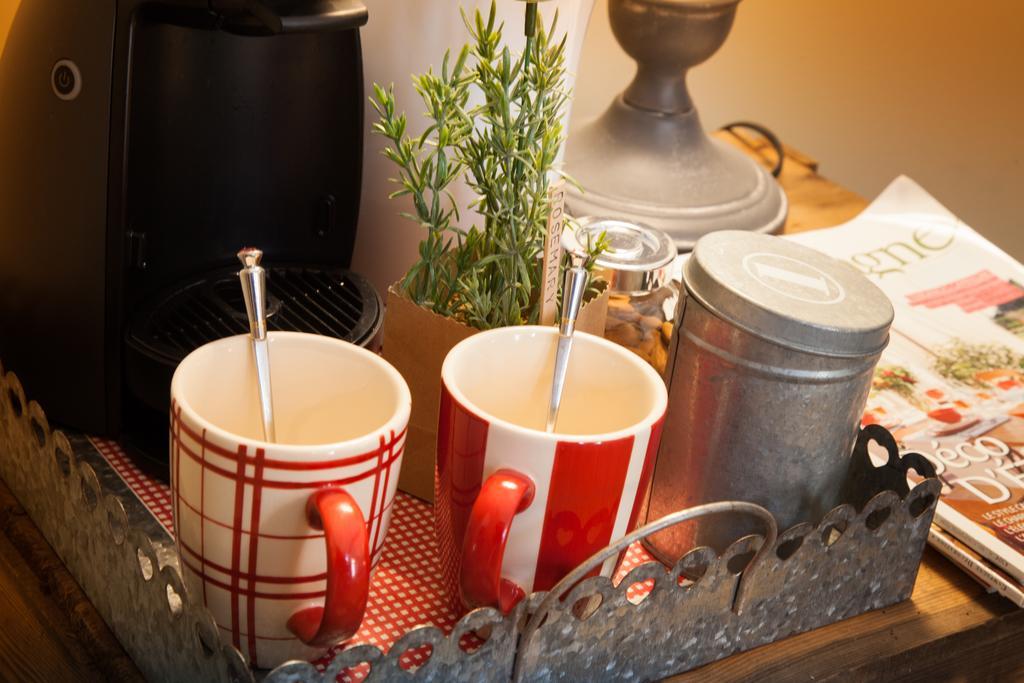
789 176 1024 588
928 524 1024 607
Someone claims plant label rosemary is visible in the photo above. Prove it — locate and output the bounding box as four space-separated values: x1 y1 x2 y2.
540 179 567 326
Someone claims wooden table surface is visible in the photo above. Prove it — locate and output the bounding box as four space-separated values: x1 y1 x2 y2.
0 132 1022 682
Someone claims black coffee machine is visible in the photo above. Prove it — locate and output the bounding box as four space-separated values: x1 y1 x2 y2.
0 0 378 456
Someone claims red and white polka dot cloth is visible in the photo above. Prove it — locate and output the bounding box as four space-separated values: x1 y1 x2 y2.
90 437 657 679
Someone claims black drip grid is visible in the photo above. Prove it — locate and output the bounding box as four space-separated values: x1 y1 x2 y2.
126 265 381 365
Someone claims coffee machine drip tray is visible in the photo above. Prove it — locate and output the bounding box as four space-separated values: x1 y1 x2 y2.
125 265 382 414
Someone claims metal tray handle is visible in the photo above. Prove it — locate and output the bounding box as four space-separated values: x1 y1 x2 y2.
514 500 778 681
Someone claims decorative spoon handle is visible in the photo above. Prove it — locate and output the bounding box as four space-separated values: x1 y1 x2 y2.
546 265 588 433
238 247 276 443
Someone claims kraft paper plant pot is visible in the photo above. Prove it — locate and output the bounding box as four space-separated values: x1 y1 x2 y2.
382 282 609 502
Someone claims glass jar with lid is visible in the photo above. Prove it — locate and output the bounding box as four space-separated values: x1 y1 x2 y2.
569 217 678 373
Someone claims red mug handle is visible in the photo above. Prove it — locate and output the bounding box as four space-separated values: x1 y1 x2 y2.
287 488 369 647
460 468 536 613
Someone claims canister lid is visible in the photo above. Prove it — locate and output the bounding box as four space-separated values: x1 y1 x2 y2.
568 217 676 295
684 231 894 357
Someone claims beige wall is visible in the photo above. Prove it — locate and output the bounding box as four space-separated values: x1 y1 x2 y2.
0 0 16 51
572 0 1024 258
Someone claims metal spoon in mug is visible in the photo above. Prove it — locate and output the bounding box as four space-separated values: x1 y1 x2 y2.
546 263 589 433
238 247 276 443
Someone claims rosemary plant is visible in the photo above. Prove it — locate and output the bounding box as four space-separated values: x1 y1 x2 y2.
372 2 594 330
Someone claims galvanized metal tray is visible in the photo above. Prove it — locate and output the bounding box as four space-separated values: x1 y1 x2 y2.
0 361 939 682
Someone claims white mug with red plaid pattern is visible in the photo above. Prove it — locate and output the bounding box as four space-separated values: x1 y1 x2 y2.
436 326 667 614
170 331 410 667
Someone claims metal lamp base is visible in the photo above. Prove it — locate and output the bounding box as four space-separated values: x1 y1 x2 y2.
565 98 787 251
564 0 787 251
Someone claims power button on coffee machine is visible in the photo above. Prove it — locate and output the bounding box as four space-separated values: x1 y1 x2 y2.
51 59 81 101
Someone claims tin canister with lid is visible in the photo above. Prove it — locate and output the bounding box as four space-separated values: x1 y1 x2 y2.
569 217 678 372
643 230 895 561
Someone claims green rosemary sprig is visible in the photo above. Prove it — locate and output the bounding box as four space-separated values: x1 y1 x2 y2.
370 45 473 314
372 1 586 330
562 220 611 303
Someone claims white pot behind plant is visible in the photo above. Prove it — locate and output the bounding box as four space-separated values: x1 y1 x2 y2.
352 0 596 296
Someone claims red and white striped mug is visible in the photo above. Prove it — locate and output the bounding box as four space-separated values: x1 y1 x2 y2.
170 332 410 667
436 326 667 613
